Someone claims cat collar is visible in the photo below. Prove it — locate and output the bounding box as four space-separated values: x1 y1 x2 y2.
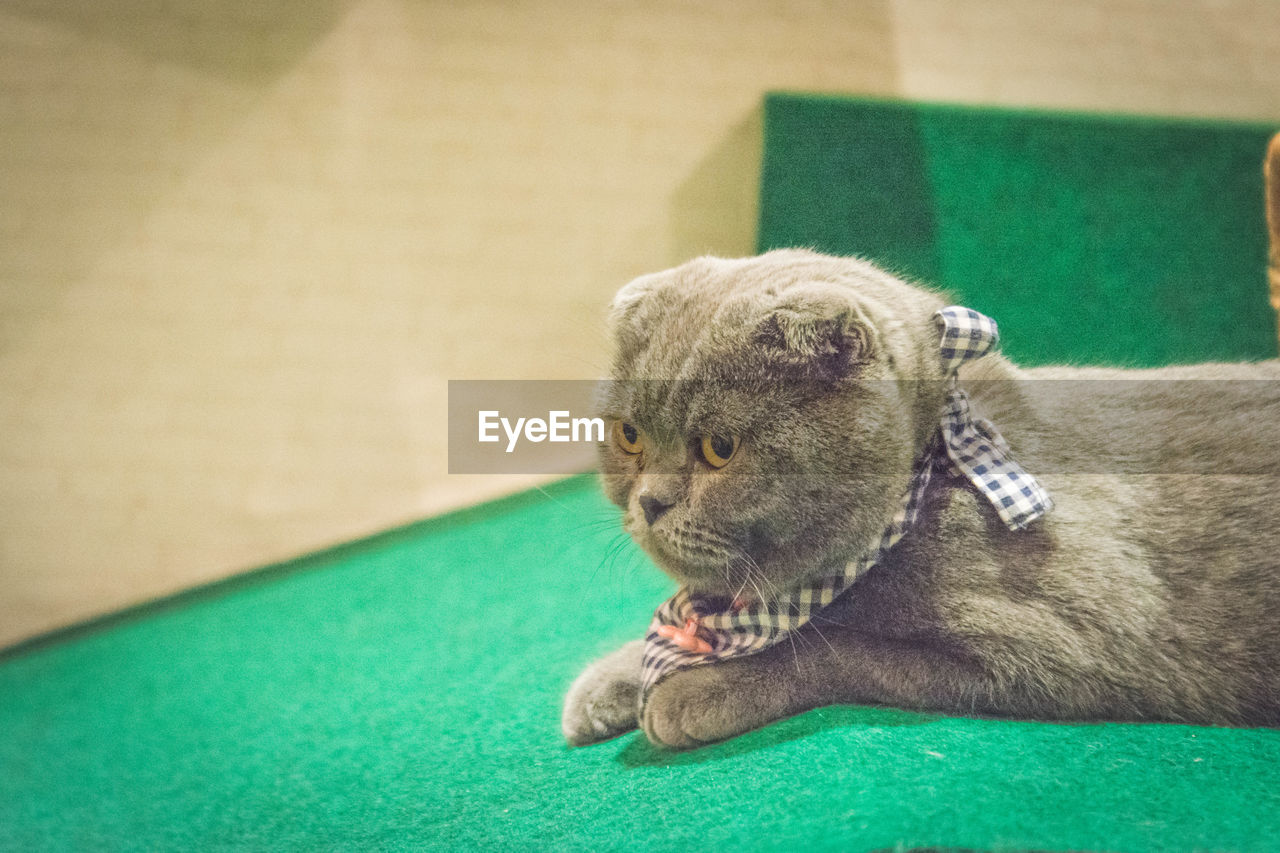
638 306 1053 703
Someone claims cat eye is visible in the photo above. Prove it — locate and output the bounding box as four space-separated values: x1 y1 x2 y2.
699 434 739 469
612 420 644 455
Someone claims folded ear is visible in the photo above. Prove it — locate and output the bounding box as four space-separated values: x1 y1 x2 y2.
608 276 653 331
607 271 667 359
754 284 876 381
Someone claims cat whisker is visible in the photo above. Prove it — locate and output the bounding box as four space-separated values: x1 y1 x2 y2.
744 571 772 618
734 548 784 604
729 566 750 607
607 533 639 574
785 623 802 673
593 532 635 586
800 619 839 658
577 536 625 608
567 514 626 534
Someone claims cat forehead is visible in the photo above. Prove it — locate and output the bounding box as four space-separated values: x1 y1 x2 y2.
610 254 868 355
610 253 854 340
603 379 765 440
613 251 841 303
607 251 947 389
609 250 926 321
610 258 758 329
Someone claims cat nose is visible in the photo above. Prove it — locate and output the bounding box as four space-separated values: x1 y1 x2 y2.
639 493 672 525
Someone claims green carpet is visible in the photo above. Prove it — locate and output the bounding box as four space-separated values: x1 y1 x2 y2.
759 92 1278 365
4 475 1280 851
5 95 1280 850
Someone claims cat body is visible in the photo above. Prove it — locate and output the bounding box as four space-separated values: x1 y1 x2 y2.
563 249 1280 749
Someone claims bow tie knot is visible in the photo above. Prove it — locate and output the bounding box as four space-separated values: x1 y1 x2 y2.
934 307 1052 531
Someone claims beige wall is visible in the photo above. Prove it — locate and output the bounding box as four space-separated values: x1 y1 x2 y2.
3 0 1278 647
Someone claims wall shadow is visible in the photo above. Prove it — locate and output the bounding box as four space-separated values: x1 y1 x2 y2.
669 108 764 263
0 0 351 356
1 0 348 83
667 0 903 266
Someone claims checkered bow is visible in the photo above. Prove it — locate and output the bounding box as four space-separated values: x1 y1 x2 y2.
638 306 1052 702
935 307 1054 531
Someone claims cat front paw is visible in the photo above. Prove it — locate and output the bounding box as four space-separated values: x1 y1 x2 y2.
562 640 643 746
641 664 749 749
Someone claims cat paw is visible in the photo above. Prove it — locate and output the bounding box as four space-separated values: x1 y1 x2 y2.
641 665 746 749
562 640 643 746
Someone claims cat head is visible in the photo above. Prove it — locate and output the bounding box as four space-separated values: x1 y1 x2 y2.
599 249 951 599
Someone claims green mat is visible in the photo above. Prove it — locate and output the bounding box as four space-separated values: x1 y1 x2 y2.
4 475 1280 851
5 95 1280 850
759 92 1278 365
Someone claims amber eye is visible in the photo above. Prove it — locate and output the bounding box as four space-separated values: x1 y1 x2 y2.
699 434 738 468
613 420 644 454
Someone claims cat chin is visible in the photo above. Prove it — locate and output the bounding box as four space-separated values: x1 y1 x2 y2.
638 534 729 590
642 547 778 606
638 522 845 600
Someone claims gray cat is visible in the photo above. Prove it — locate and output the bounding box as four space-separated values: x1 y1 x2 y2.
562 249 1280 749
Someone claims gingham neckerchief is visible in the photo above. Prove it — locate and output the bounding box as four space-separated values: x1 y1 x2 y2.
638 306 1053 702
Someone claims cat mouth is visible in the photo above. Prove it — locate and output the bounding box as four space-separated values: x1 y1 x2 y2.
642 533 723 583
639 527 764 602
635 524 713 570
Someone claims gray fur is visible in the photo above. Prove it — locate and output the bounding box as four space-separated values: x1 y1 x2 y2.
561 640 644 745
561 249 1280 749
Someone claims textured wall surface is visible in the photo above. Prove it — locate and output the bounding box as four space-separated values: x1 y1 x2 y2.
2 0 1279 646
